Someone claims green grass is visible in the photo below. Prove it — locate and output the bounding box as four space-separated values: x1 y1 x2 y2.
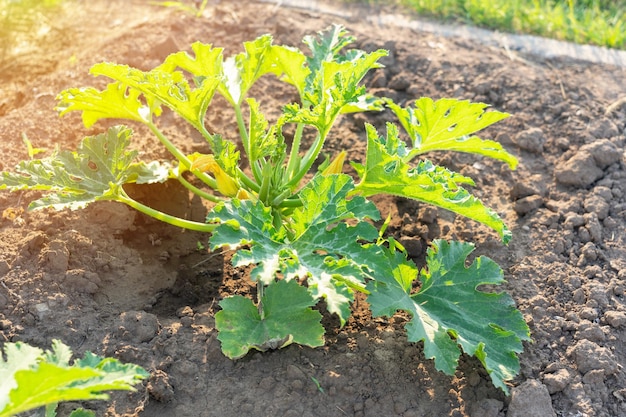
357 0 626 50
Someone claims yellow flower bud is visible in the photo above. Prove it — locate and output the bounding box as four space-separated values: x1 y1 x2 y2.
321 150 347 176
189 154 243 198
212 167 240 197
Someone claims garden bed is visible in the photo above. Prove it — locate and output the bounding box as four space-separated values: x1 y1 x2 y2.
1 1 625 416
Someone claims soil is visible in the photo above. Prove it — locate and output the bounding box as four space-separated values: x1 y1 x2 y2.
1 1 626 416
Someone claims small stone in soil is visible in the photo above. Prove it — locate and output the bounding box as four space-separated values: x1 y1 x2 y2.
543 368 572 394
567 339 619 375
604 311 626 328
514 127 546 154
507 379 556 417
469 398 503 417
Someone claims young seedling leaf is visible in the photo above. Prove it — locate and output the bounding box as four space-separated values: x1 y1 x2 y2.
388 98 517 169
215 279 324 359
0 340 148 417
0 126 169 210
209 175 380 325
367 240 530 394
353 123 512 243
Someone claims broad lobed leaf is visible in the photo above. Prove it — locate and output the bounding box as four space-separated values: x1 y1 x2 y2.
366 240 530 394
283 48 387 133
353 123 512 243
90 62 221 132
0 126 169 210
220 34 281 106
0 340 147 417
215 279 324 359
56 83 154 129
0 342 42 413
56 26 386 140
388 97 517 169
208 174 380 325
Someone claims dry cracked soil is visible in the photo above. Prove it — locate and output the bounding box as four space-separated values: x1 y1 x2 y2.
1 1 626 416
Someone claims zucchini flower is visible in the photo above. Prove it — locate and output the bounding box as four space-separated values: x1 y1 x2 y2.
321 150 347 176
189 154 248 199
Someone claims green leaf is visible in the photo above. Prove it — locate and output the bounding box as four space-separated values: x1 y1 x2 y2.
0 126 169 210
0 342 42 413
303 24 356 75
388 97 517 169
215 280 325 359
89 62 221 132
270 45 310 99
0 340 148 417
208 174 380 325
159 41 224 80
247 98 285 163
220 34 280 106
42 339 73 366
206 134 240 178
367 240 530 394
56 82 156 129
288 51 386 129
282 26 386 132
353 123 511 243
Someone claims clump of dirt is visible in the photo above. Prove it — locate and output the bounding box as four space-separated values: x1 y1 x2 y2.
1 1 625 416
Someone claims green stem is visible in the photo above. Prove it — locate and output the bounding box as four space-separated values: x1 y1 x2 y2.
271 188 294 207
237 167 261 192
279 197 304 208
147 122 218 190
285 123 305 182
258 162 273 205
234 104 250 153
45 403 57 417
284 127 329 190
234 103 263 183
177 174 222 203
118 192 216 233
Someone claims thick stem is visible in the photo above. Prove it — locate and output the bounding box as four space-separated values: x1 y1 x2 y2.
285 123 305 182
44 403 57 417
237 167 261 193
234 104 263 183
147 122 218 190
271 188 295 207
284 127 329 190
257 161 274 205
118 192 216 233
177 174 222 203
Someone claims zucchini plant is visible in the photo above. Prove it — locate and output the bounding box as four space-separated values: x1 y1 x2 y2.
0 25 529 393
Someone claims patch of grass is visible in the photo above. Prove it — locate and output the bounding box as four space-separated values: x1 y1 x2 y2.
353 0 626 49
